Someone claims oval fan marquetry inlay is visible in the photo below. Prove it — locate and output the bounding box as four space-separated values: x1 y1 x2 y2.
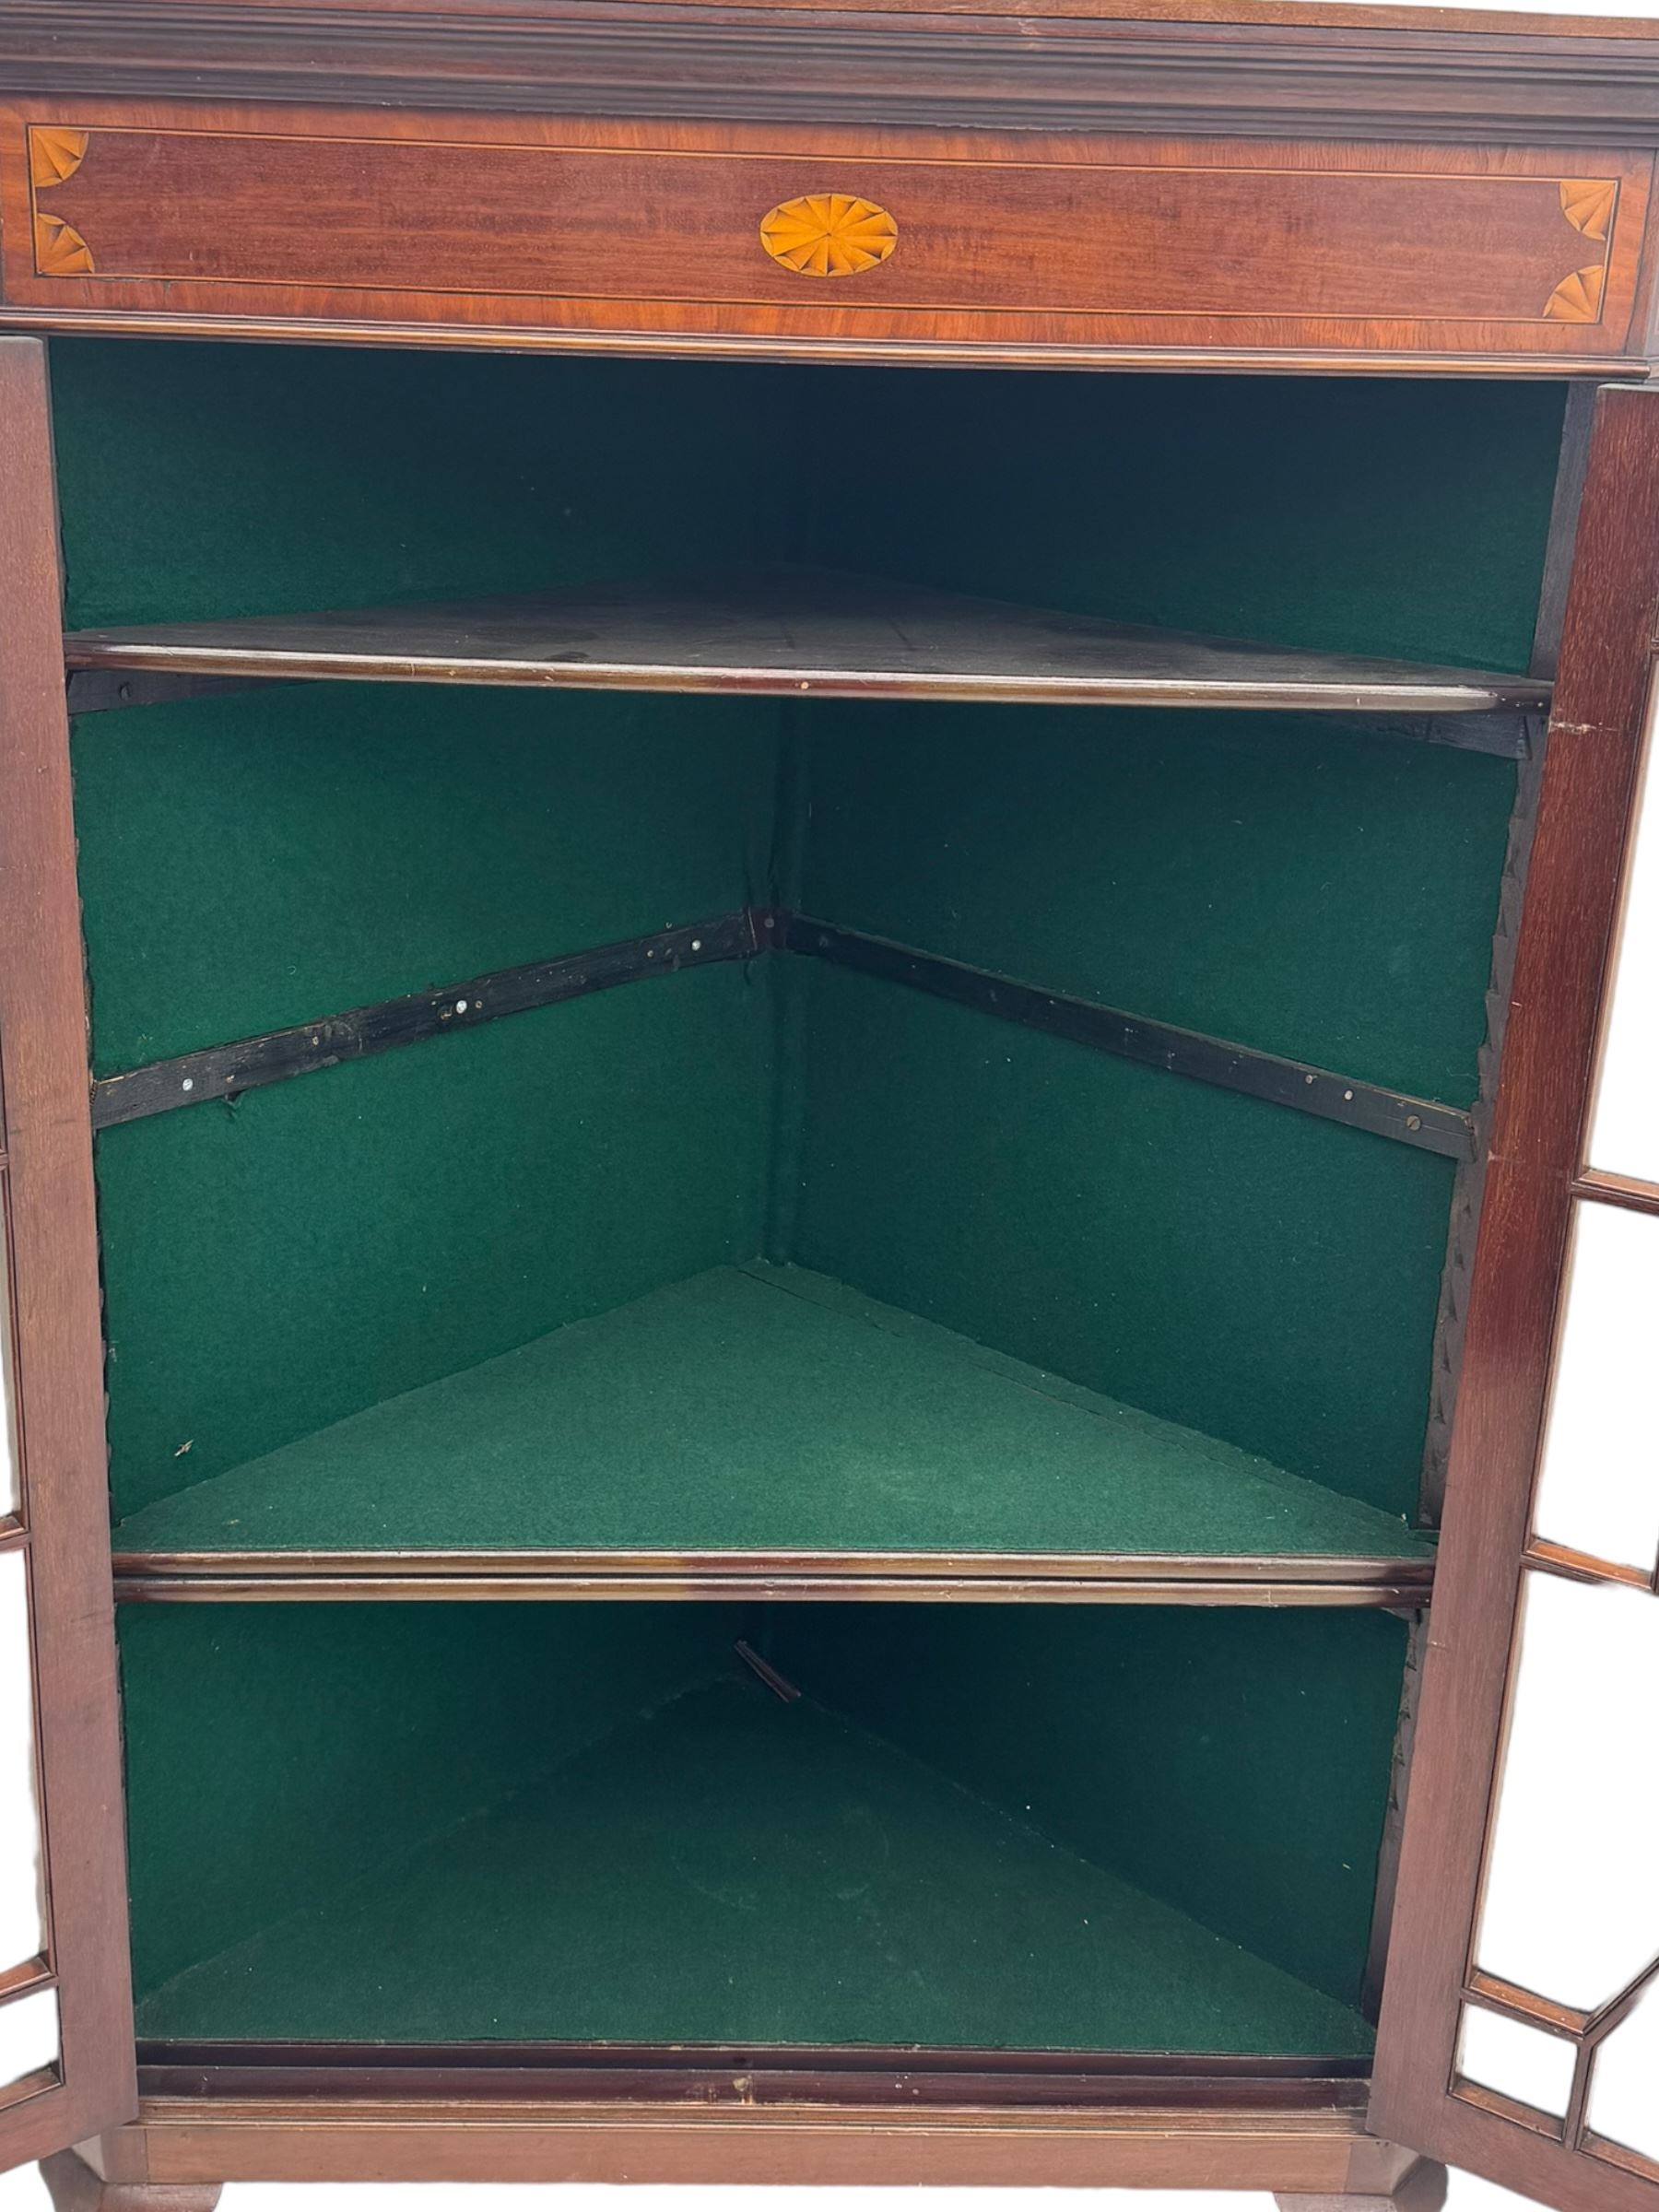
759 194 898 277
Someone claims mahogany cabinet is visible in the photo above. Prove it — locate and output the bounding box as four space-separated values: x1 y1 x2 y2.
1 5 1658 2208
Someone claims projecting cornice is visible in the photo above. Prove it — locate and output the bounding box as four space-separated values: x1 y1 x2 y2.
4 0 1659 146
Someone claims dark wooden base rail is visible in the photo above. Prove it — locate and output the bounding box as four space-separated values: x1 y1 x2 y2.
51 2100 1439 2198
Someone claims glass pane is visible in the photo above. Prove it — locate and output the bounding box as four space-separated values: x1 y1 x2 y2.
1588 1975 1659 2164
1532 1203 1659 1575
0 1551 44 1974
1474 1570 1659 2012
1590 680 1659 1181
1458 2004 1577 2117
0 1988 56 2092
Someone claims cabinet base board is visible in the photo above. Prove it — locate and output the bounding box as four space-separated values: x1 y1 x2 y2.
81 2089 1422 2194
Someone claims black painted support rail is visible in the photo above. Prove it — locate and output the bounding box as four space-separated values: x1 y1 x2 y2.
89 911 764 1130
784 915 1476 1161
91 903 1475 1159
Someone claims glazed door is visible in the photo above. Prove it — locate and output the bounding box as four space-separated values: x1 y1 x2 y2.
1371 382 1659 2211
0 335 135 2165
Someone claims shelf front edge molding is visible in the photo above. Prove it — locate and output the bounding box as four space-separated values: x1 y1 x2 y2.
128 2041 1373 2100
63 674 1542 760
88 906 1475 1159
108 1548 1438 1606
6 308 1648 377
60 568 1554 716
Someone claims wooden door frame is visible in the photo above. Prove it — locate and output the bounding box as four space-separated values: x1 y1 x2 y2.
0 333 136 2165
1370 379 1659 2210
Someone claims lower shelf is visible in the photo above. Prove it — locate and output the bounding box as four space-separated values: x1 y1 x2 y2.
135 1672 1373 2056
112 1262 1431 1598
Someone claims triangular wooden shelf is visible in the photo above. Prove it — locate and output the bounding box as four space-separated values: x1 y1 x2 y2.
65 565 1551 715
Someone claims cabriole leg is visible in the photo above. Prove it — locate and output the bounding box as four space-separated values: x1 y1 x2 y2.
1276 2159 1448 2212
41 2150 221 2212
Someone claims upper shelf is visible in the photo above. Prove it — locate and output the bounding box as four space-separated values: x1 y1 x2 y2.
63 566 1552 715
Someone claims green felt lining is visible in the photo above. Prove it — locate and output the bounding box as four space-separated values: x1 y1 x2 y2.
51 341 795 630
98 965 773 1519
795 702 1517 1108
788 961 1459 1519
127 1651 1373 2056
117 1600 738 1997
806 371 1561 671
771 1606 1406 2009
111 1261 1430 1559
73 683 777 1078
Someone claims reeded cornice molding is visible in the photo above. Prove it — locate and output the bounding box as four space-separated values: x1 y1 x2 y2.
4 1 1659 144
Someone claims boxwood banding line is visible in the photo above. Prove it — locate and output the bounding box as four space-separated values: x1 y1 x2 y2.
90 905 1475 1159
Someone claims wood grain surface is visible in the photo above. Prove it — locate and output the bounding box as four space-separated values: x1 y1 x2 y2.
1369 384 1659 2211
103 2086 1425 2192
2 101 1650 368
0 339 135 2164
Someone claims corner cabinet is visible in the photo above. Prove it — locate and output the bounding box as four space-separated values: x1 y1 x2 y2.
1 6 1658 2209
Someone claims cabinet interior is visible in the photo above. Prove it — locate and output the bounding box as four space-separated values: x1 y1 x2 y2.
120 1601 1406 2054
56 336 1566 2061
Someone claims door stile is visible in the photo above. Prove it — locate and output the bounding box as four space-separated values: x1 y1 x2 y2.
0 333 136 2166
1370 381 1659 2211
